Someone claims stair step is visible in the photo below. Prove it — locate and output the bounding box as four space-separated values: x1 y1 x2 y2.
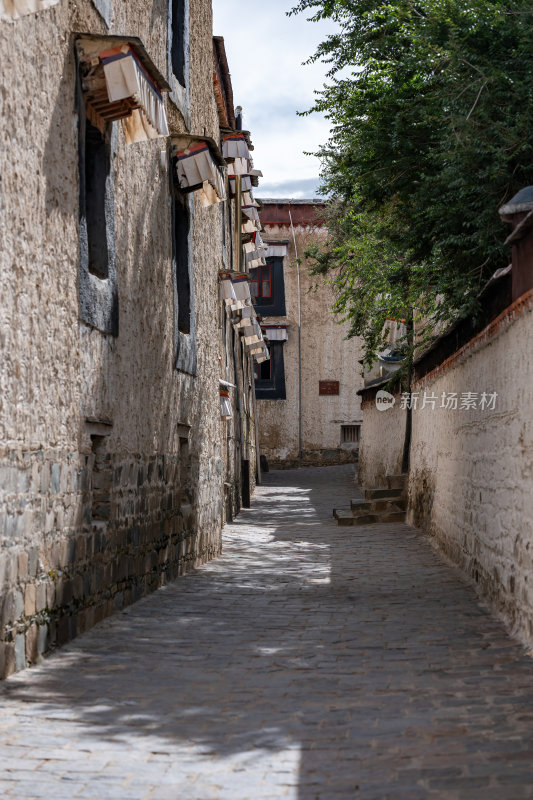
386 474 408 490
352 514 380 526
350 499 372 512
335 511 357 526
335 510 382 526
380 511 407 523
365 488 403 501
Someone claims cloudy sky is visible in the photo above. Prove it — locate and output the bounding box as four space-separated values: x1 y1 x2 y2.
212 0 339 199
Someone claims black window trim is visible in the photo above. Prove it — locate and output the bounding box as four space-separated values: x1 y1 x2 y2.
255 341 286 400
171 168 197 376
77 54 118 336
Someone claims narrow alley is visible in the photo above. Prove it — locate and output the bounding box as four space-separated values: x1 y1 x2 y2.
1 465 533 800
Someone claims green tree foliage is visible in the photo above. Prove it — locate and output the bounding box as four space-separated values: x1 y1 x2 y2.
291 0 533 359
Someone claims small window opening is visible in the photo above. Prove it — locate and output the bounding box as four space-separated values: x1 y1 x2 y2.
173 193 191 335
171 0 186 86
84 120 110 279
341 424 360 444
250 264 272 300
256 360 271 381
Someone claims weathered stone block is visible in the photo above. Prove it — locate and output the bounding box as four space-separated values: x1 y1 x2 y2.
0 642 16 679
75 534 87 562
14 634 25 671
37 624 49 656
1 589 24 627
28 547 39 578
35 583 47 613
50 464 60 493
39 462 50 494
46 582 56 609
25 624 39 663
24 584 36 617
17 551 29 582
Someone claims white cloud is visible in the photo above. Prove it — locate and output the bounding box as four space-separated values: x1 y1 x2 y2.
213 0 338 198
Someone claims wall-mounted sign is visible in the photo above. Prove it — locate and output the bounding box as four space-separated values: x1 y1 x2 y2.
319 380 340 396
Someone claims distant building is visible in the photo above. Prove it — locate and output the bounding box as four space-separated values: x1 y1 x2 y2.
254 200 364 469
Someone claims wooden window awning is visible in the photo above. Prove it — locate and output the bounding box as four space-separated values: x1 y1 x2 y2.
1 0 58 20
242 216 260 234
243 239 267 270
219 277 237 303
223 134 263 180
232 278 252 303
242 205 260 223
175 141 226 206
229 175 252 194
242 191 259 208
76 36 170 142
254 344 270 363
222 133 250 161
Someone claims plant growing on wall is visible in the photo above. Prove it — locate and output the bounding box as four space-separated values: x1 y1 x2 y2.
291 0 533 361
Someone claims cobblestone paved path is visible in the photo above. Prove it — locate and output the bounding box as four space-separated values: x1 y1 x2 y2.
2 464 533 799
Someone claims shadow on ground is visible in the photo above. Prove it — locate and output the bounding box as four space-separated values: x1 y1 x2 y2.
2 465 533 799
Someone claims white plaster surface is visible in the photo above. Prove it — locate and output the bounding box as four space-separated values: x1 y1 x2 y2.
408 304 533 646
256 223 364 466
358 398 406 488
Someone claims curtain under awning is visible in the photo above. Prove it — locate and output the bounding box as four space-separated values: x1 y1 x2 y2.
242 191 259 208
242 205 260 223
175 142 225 206
227 157 252 177
222 133 250 161
101 47 169 142
254 345 270 363
242 217 260 234
219 277 237 303
266 243 288 258
229 175 252 194
232 279 251 302
262 327 288 342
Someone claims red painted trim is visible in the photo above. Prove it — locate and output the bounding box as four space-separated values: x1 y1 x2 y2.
413 287 533 389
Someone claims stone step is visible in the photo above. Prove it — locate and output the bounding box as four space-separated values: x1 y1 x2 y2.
352 513 381 526
386 474 408 490
350 499 405 515
334 510 358 526
350 499 373 512
365 487 403 501
334 508 406 526
379 511 407 524
371 499 407 513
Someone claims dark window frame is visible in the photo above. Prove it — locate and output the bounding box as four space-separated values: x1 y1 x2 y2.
77 54 118 336
170 168 197 375
250 256 285 316
255 342 286 400
341 424 361 444
170 0 186 87
84 119 110 280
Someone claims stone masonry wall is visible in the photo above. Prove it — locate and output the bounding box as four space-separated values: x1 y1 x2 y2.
408 291 533 646
0 0 226 678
